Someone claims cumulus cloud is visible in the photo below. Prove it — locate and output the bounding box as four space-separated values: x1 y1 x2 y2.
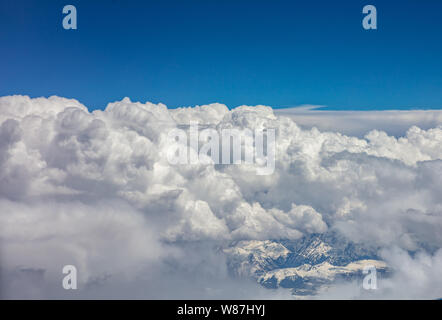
0 95 441 299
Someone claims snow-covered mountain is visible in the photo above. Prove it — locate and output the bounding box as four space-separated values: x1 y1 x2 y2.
224 232 391 296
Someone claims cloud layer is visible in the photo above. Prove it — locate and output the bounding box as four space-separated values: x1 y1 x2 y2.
1 95 441 299
276 105 442 137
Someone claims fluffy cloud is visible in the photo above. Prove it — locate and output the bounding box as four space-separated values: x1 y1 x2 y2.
0 95 441 298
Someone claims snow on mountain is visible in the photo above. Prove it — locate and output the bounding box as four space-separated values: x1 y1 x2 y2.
224 232 390 296
259 259 387 287
224 240 291 277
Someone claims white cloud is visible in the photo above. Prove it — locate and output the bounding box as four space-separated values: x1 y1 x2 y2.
1 95 441 298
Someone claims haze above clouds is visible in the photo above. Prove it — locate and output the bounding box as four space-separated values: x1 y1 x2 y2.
1 95 441 299
276 105 442 137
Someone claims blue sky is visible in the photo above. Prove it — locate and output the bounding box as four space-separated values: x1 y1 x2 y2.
0 0 441 110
